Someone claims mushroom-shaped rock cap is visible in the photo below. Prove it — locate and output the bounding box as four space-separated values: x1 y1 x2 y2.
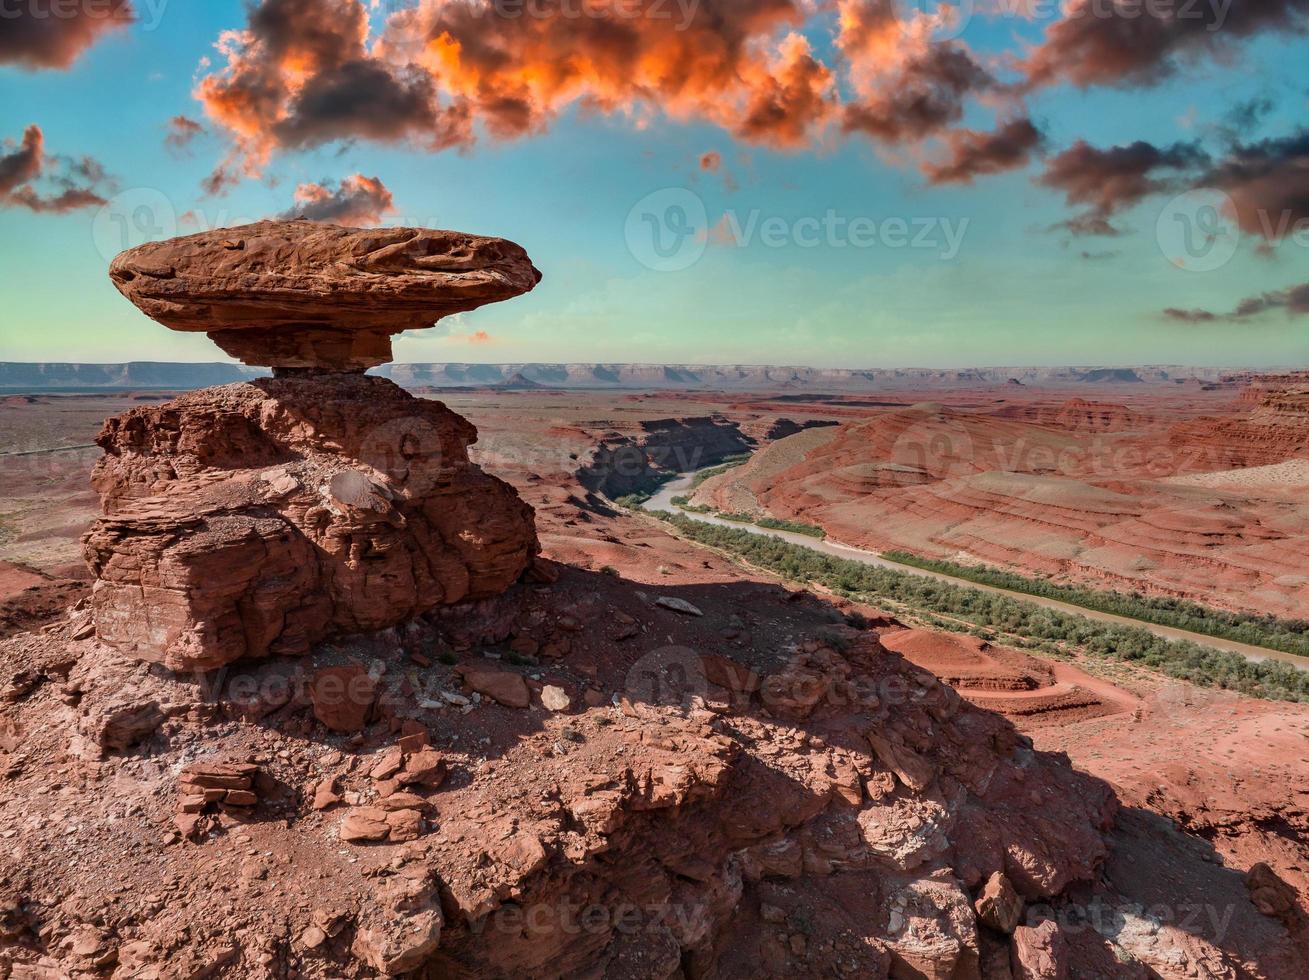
108 219 542 372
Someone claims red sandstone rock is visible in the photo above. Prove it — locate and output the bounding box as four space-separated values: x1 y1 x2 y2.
1248 862 1299 922
398 748 447 788
108 221 541 371
352 872 443 974
457 664 530 708
976 871 1024 934
82 374 539 669
340 808 391 843
309 665 377 733
1011 920 1068 979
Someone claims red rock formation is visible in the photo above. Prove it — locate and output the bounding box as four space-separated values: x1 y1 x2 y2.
108 220 541 372
84 221 541 669
996 397 1144 432
82 374 538 670
1166 384 1309 469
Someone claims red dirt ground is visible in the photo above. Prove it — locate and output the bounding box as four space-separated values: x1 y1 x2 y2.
1 380 1307 977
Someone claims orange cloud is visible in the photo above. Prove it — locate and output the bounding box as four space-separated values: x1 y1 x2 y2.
0 0 133 70
280 173 395 225
165 115 205 153
0 125 113 214
192 0 1032 186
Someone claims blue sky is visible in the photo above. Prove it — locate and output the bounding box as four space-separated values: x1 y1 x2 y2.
1 0 1306 367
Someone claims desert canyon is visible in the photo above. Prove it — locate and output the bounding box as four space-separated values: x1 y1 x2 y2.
0 221 1305 980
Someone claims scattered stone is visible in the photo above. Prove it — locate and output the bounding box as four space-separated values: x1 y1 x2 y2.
312 778 341 811
371 745 405 780
379 792 429 812
975 871 1023 934
90 699 167 753
398 748 448 788
510 636 539 657
353 872 443 974
541 685 571 712
310 665 378 733
1247 862 1298 923
175 760 261 837
341 808 392 844
525 556 560 584
396 729 430 753
1011 920 1068 980
385 809 423 842
655 596 704 617
458 666 530 709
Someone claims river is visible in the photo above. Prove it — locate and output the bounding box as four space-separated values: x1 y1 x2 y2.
643 471 1309 671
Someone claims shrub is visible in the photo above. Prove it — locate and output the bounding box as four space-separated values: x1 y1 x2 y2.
881 550 1309 659
657 512 1309 703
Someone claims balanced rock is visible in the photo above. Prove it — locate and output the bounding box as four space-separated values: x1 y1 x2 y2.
85 221 541 670
108 220 541 371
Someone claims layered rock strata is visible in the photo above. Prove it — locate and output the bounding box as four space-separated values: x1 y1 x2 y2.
108 220 542 372
84 221 542 669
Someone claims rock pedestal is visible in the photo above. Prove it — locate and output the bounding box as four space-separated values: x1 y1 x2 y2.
84 221 542 670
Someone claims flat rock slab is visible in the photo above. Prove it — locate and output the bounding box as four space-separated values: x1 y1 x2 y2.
108 220 541 371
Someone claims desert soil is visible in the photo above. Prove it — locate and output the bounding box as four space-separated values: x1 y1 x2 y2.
1 381 1307 977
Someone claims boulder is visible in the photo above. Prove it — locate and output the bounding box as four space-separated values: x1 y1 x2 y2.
458 665 530 708
1246 862 1299 923
975 871 1023 934
1011 920 1068 980
353 872 443 974
310 665 378 733
108 220 541 372
541 684 571 711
